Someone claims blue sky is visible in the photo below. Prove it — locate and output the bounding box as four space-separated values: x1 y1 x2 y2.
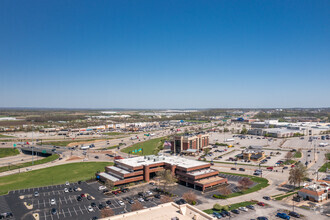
1 0 329 108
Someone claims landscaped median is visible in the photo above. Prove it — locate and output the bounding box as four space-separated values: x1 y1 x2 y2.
0 148 20 158
203 200 258 214
0 154 60 173
0 162 113 195
213 172 269 199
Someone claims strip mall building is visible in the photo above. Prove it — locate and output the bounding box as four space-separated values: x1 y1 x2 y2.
98 155 227 191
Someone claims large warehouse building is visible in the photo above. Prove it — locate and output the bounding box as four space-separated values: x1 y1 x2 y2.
98 155 227 192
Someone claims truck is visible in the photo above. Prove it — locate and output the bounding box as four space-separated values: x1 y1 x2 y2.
225 138 234 142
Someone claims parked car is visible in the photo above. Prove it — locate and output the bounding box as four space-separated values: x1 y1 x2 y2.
257 217 268 220
98 186 107 191
106 200 111 205
231 168 237 170
98 204 104 210
50 199 56 205
239 168 245 171
276 213 290 219
88 206 94 212
64 188 69 193
288 212 300 218
118 200 125 206
91 202 96 207
175 199 187 205
238 207 248 212
212 212 222 219
77 196 82 201
257 202 265 206
34 191 39 197
154 194 161 199
267 167 273 170
231 209 240 214
51 208 57 215
246 205 255 210
263 196 271 200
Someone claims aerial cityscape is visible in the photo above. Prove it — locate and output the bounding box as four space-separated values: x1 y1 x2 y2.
0 1 329 220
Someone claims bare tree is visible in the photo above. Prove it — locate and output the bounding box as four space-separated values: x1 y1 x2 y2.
182 191 197 205
105 180 114 190
218 185 232 195
238 177 254 190
131 202 144 211
160 195 173 203
285 152 293 162
288 163 308 188
100 208 114 218
156 170 177 192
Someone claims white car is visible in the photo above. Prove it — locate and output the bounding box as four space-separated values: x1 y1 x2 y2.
238 207 248 212
50 199 56 205
98 186 107 191
88 206 93 212
146 191 153 195
138 198 144 202
118 200 125 206
65 181 70 186
64 188 69 193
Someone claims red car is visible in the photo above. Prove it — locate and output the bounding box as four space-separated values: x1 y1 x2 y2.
291 165 295 168
267 167 273 170
257 202 265 206
80 193 85 197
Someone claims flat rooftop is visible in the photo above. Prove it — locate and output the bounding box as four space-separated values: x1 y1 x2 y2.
196 176 225 185
107 166 130 174
117 155 209 169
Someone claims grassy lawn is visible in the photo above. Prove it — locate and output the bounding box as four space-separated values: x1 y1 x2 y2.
212 161 268 167
204 200 258 214
275 191 297 200
0 148 20 158
0 154 60 173
103 132 123 136
0 162 112 195
0 134 14 138
100 145 119 150
213 172 269 199
294 151 302 158
121 137 168 156
284 159 296 165
319 162 330 172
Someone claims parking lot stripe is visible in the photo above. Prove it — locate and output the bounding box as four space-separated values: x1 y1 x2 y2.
59 197 62 204
69 196 72 203
57 210 59 219
84 205 88 212
44 212 46 220
44 199 46 208
62 209 66 217
50 213 53 220
38 200 39 208
67 208 72 217
73 207 78 215
64 196 67 204
79 206 83 214
52 191 55 195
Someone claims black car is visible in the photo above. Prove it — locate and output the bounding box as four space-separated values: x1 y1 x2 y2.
257 217 268 220
239 168 245 171
231 209 240 214
69 188 73 192
289 211 300 218
263 196 271 200
138 192 144 196
106 200 111 205
91 217 98 220
221 211 230 216
91 202 96 207
51 208 57 215
78 181 82 184
154 194 161 199
175 199 187 205
77 196 82 201
231 167 237 170
246 205 255 210
98 204 104 209
87 195 92 200
94 156 99 159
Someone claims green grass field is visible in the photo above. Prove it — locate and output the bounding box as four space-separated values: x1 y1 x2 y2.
103 132 124 136
294 151 302 158
0 148 20 158
0 162 112 195
121 137 168 155
275 191 297 200
213 172 269 199
319 162 330 172
0 134 14 138
0 154 60 173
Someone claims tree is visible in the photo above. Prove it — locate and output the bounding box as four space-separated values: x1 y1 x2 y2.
241 127 248 134
105 180 114 190
131 202 144 211
288 163 308 188
218 185 232 196
182 191 197 205
100 208 114 218
203 148 211 156
156 169 177 192
285 152 293 162
238 177 254 190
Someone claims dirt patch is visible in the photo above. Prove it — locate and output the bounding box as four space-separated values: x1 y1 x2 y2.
66 156 83 161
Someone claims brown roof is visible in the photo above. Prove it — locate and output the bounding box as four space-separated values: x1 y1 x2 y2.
299 188 326 197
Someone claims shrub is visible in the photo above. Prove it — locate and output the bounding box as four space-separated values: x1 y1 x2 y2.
191 200 196 205
213 203 222 211
222 205 229 211
213 194 227 199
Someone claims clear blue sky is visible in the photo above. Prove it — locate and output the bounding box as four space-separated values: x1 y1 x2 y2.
1 0 329 109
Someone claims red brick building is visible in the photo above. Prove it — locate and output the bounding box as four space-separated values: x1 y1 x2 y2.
171 133 209 154
98 155 227 191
